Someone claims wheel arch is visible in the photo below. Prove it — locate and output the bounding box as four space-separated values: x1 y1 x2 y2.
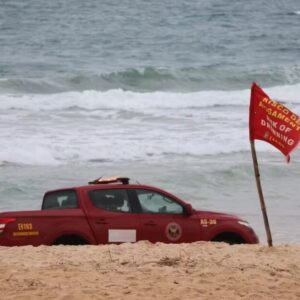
48 229 94 245
211 231 246 244
51 234 89 245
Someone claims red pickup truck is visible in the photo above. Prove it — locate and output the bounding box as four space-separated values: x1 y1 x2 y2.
0 177 259 246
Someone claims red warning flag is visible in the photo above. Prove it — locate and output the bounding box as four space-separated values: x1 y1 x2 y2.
249 82 300 160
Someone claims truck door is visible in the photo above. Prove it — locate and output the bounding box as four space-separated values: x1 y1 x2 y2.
133 189 201 243
87 188 140 244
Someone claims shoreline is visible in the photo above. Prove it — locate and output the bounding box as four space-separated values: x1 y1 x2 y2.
0 241 299 299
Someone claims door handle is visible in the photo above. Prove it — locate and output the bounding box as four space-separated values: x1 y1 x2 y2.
96 218 108 225
144 220 157 226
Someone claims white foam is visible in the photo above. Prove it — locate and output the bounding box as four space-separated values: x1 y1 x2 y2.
1 83 300 111
1 84 300 165
1 142 59 166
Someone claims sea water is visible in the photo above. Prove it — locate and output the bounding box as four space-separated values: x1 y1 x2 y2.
1 0 300 244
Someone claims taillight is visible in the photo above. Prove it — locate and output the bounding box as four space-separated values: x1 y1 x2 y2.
0 218 16 235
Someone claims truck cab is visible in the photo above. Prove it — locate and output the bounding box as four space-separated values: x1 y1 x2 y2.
0 176 259 246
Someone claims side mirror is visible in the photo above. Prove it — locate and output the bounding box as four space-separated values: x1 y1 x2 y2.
185 204 193 216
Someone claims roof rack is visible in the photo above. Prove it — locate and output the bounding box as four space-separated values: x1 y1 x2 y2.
88 176 130 185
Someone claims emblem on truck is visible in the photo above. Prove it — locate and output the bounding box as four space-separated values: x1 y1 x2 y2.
165 222 182 241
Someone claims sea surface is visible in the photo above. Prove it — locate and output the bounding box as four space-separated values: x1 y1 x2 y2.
1 0 300 244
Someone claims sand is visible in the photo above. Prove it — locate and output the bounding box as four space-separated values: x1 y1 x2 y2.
0 241 299 300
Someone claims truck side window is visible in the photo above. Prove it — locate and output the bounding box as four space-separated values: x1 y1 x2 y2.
89 189 131 213
135 189 183 214
43 190 78 210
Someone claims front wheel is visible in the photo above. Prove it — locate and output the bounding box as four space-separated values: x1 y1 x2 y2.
212 232 245 245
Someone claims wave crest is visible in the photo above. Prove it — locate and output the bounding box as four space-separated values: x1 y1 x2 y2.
1 65 300 94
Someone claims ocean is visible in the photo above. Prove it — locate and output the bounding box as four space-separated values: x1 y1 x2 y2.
1 0 300 244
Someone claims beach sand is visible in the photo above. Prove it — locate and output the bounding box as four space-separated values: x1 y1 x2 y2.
0 241 299 300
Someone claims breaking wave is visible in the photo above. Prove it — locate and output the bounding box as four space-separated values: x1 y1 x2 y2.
1 65 300 94
1 83 300 166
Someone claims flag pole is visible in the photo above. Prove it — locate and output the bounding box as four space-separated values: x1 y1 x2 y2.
250 140 273 247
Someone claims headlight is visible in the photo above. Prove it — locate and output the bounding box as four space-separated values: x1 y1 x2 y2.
238 220 251 228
